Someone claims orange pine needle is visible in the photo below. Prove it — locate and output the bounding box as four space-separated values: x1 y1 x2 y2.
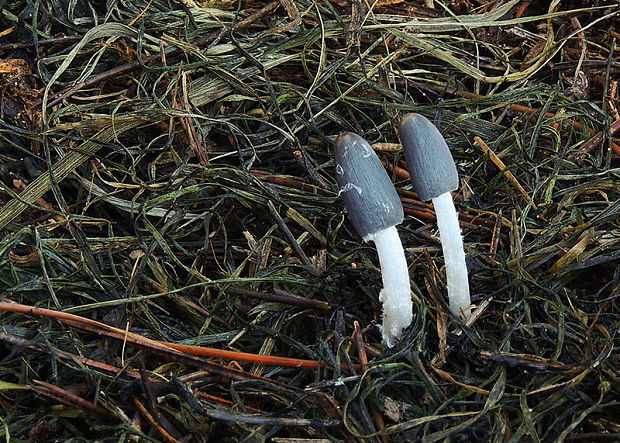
0 300 356 371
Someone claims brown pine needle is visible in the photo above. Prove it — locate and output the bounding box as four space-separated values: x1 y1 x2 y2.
475 136 538 210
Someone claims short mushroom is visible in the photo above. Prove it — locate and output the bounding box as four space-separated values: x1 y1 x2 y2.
398 113 471 318
334 132 413 347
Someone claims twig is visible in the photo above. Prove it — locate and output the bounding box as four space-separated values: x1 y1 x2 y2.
227 286 331 311
475 136 538 210
293 150 330 189
267 200 316 271
0 299 356 371
574 118 620 157
0 35 81 51
251 169 330 195
31 380 119 422
0 331 264 412
181 71 208 165
514 1 529 19
490 209 503 256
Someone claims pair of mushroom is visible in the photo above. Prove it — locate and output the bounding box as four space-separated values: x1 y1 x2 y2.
335 114 470 347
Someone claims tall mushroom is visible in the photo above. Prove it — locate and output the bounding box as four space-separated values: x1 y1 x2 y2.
334 132 413 347
399 113 471 318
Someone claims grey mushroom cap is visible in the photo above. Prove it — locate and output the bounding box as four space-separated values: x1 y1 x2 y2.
334 132 404 240
399 113 459 201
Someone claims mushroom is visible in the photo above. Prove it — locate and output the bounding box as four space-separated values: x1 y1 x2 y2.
398 113 471 318
334 132 413 347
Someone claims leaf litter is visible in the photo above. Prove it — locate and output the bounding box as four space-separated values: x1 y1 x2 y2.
0 0 619 440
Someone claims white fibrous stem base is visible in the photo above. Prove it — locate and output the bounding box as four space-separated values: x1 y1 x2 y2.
369 225 413 347
432 192 471 318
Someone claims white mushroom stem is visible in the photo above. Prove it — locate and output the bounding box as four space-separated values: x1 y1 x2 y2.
432 192 471 318
368 225 413 347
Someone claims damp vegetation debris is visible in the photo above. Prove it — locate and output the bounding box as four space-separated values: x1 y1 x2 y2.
0 0 619 441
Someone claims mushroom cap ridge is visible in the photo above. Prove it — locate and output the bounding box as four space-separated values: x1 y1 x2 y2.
399 113 459 201
334 132 404 240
